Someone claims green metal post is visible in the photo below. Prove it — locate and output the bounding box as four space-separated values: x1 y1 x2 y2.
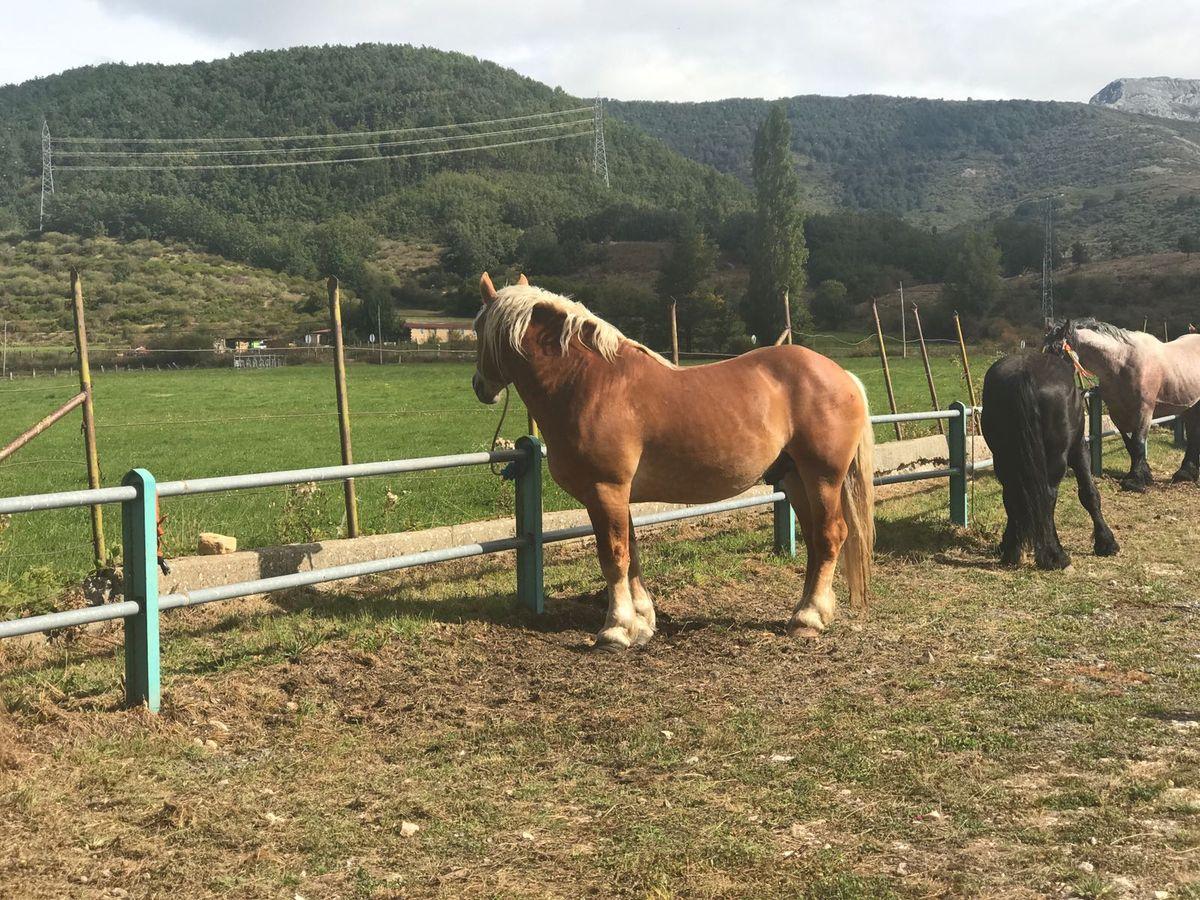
121 468 160 712
1173 416 1186 449
948 401 968 527
514 436 544 614
1088 389 1104 475
772 483 796 556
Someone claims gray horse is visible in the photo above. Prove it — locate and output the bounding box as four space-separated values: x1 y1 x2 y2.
1046 318 1200 491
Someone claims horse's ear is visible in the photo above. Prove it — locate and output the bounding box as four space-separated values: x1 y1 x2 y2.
480 272 498 304
517 273 529 286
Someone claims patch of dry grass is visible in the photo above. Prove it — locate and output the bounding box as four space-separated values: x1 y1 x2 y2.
1 436 1198 898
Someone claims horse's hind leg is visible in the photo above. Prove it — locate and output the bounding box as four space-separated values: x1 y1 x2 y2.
1070 439 1119 556
781 470 818 607
1033 456 1072 570
1120 414 1153 491
584 485 651 651
997 479 1026 567
1170 402 1200 483
626 515 656 641
787 474 847 638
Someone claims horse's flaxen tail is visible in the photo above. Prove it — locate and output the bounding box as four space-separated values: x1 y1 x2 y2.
841 373 876 611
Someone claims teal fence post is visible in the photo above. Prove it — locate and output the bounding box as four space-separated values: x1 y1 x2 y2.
514 436 544 614
121 468 160 712
772 482 796 556
1088 389 1104 474
1173 416 1186 449
948 401 968 527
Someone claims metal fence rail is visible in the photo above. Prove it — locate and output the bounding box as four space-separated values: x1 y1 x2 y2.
12 396 1159 713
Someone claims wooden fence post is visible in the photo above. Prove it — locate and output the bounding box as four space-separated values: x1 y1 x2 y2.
872 300 903 440
669 301 680 366
71 269 106 566
122 468 160 712
515 435 545 614
327 277 359 538
782 289 793 344
953 312 978 413
911 304 944 436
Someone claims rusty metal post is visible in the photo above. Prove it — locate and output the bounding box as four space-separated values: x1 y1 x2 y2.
71 270 106 566
327 277 360 538
911 305 944 436
872 300 903 440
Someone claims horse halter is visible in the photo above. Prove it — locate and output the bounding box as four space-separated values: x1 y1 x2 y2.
1052 338 1095 382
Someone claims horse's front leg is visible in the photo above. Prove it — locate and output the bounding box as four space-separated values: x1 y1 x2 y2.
1170 402 1200 483
627 515 656 641
584 485 650 651
1120 416 1153 491
1069 439 1119 556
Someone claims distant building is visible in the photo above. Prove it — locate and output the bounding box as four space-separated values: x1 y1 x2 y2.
213 337 271 353
302 328 332 346
400 321 476 344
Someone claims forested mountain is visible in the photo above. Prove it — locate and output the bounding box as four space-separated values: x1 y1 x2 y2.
0 45 747 282
608 95 1200 254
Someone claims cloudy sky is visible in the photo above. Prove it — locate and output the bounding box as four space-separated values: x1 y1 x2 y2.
3 0 1198 101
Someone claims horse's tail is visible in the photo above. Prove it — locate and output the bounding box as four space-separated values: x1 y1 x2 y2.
841 373 876 611
1008 370 1055 551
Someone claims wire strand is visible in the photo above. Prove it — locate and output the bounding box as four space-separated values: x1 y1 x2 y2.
55 130 593 171
54 118 593 159
52 106 595 145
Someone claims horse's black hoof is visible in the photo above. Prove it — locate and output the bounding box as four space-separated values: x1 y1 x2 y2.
1170 468 1198 484
1035 550 1072 571
1120 478 1148 493
1094 536 1120 557
591 639 627 655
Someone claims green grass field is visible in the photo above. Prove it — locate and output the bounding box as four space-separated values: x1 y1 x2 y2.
0 352 994 613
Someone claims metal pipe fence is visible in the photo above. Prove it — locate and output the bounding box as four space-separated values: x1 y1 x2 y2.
0 400 993 712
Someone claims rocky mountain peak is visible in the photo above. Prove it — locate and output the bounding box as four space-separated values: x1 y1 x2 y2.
1090 76 1200 121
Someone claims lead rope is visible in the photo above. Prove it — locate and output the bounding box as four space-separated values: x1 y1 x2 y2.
489 386 512 476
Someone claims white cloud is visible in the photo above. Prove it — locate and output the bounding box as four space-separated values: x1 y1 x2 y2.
5 0 1199 101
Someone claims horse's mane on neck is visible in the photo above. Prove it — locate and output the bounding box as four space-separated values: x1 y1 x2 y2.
1073 318 1137 346
479 285 674 369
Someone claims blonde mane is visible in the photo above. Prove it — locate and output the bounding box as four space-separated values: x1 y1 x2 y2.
477 284 674 371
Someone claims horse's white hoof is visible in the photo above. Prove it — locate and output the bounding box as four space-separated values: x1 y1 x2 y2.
788 624 824 640
594 627 632 652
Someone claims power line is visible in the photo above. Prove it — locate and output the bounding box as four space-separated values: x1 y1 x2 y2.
52 106 594 145
54 118 592 159
55 129 593 172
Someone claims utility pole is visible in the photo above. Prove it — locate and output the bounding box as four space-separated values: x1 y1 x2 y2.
377 302 384 365
899 282 907 358
1041 199 1054 325
592 97 610 189
40 119 54 232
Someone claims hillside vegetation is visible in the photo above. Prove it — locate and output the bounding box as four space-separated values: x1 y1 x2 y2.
609 95 1200 253
0 45 747 285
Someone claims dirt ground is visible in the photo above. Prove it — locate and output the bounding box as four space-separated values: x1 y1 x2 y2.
1 436 1198 899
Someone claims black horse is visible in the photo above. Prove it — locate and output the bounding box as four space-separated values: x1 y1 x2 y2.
981 352 1119 568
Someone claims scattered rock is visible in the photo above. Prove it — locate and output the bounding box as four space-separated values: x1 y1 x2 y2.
400 821 420 837
1077 861 1095 874
197 532 238 555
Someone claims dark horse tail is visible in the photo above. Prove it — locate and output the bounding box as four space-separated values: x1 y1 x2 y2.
1006 371 1056 552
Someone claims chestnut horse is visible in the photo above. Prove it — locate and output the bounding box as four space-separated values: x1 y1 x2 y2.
471 273 875 650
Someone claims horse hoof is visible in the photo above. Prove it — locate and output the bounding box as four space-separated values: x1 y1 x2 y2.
1036 552 1072 571
1095 538 1120 557
591 639 627 655
1120 479 1148 493
787 624 823 640
630 629 655 648
1171 470 1198 484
